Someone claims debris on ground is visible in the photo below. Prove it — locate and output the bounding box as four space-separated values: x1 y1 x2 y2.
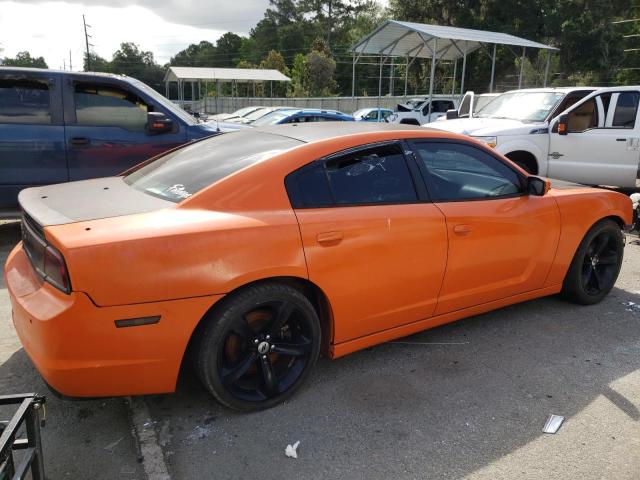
285 440 301 459
623 301 640 313
542 414 565 434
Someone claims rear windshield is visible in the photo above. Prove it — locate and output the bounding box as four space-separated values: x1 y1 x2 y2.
124 130 303 202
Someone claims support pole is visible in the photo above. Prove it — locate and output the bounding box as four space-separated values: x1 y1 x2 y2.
377 53 384 113
165 81 169 99
460 41 467 98
404 56 409 99
451 59 457 98
543 51 551 87
191 82 195 103
518 47 526 89
389 57 394 96
270 81 273 98
489 44 497 93
352 52 356 98
216 80 219 114
427 38 437 118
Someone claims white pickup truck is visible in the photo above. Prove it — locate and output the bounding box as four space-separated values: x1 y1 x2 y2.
426 87 640 188
389 98 458 125
427 86 640 188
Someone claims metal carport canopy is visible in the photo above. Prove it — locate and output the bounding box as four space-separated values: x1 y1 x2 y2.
351 20 558 60
350 20 559 115
164 67 290 83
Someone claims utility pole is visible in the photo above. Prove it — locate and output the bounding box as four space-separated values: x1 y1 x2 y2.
83 14 92 71
69 50 72 71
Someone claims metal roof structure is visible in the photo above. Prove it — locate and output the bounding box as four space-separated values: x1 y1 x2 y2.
164 67 290 83
351 20 557 61
349 20 559 116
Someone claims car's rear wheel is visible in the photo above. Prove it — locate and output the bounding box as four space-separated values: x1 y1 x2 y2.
196 283 321 411
561 219 624 305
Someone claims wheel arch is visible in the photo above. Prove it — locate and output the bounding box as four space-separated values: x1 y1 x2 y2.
504 150 539 174
181 276 335 375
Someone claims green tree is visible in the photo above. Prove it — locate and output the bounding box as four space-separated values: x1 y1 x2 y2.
304 39 337 96
1 51 47 68
110 42 165 92
259 50 290 96
216 32 243 67
83 52 111 72
170 41 217 67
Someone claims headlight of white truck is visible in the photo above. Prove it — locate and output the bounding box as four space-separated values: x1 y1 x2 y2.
472 136 497 148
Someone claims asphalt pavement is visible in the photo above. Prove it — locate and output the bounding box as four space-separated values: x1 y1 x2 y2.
1 219 639 479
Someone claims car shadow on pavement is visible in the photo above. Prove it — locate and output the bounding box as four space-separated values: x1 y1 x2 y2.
143 285 640 479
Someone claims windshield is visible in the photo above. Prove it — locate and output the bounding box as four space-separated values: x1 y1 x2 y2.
475 91 565 122
353 109 369 118
124 131 302 202
244 107 276 122
132 79 196 125
252 111 294 126
233 106 260 118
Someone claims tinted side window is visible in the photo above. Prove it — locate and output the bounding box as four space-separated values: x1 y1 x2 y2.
414 142 522 202
612 92 639 128
326 144 417 205
74 83 148 131
0 78 51 124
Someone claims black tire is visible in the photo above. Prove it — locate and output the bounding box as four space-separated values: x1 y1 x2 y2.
196 282 321 411
561 219 624 305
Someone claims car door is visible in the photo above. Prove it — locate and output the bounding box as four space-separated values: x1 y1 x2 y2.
64 78 187 180
286 141 448 343
0 72 67 210
410 140 561 314
548 91 640 187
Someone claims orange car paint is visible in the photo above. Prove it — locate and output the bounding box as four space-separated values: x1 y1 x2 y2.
4 126 634 397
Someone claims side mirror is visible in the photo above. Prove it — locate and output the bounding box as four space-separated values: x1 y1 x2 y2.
527 176 551 196
446 109 459 120
557 113 569 135
147 111 173 135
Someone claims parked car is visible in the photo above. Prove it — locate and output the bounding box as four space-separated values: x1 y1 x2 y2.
441 91 500 120
353 107 394 122
6 123 632 411
227 106 286 125
425 87 602 177
209 106 264 122
251 108 354 126
0 67 237 217
389 98 458 124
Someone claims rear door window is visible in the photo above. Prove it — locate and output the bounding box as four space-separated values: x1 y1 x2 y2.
0 78 51 124
286 143 418 207
74 83 148 131
611 92 639 128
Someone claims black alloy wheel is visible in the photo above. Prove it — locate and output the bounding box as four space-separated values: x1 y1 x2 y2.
196 283 321 411
562 219 624 305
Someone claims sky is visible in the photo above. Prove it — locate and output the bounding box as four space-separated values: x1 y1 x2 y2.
0 0 386 69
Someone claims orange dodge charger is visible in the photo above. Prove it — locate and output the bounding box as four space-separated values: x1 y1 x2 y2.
5 123 633 411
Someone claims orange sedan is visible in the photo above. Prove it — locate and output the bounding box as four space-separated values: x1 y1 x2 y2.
4 123 633 411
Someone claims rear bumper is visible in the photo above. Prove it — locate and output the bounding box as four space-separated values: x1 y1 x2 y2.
5 243 222 397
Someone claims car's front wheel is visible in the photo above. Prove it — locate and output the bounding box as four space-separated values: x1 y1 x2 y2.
561 219 624 305
196 282 321 411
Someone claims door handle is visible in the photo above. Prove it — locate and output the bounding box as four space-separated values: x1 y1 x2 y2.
453 224 472 236
616 138 626 142
69 137 90 145
316 231 343 244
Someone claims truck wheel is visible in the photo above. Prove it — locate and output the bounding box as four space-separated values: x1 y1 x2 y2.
196 282 321 411
400 119 420 126
561 219 624 305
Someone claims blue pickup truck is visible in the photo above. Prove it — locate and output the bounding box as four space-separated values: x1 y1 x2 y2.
0 67 224 216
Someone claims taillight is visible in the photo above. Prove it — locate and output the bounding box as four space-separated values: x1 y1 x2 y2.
43 244 71 293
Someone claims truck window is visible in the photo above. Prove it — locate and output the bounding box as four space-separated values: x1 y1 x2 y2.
74 83 148 131
612 92 639 128
567 98 597 133
0 79 51 124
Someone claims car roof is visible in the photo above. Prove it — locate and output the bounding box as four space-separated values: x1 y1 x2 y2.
503 87 598 94
277 108 348 116
0 66 134 82
254 122 439 143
